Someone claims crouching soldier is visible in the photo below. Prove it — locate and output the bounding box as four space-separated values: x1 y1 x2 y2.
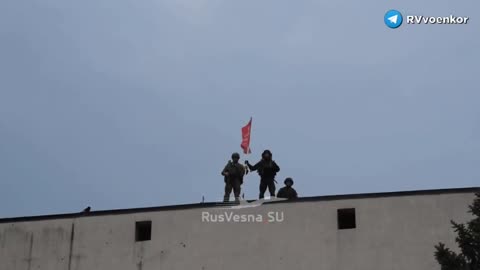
245 150 280 199
222 153 246 203
277 177 298 199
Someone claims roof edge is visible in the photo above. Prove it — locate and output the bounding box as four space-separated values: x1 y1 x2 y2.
271 186 480 204
1 186 478 224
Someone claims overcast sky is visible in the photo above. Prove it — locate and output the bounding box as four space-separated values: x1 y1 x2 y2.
0 0 479 218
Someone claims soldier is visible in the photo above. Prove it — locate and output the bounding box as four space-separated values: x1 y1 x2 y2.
221 152 246 203
277 178 298 199
245 150 280 199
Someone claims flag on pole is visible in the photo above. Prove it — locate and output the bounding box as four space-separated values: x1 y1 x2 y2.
240 117 252 154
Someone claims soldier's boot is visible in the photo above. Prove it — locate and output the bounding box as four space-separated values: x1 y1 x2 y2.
234 197 240 204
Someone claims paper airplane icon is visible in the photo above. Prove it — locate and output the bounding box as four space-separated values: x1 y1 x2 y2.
384 10 403 28
388 15 398 24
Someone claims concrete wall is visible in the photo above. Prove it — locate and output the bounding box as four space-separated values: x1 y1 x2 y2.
0 191 476 270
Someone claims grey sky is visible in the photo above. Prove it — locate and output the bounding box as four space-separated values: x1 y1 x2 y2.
0 0 478 218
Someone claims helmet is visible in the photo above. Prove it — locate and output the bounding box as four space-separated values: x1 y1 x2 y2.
284 178 294 186
231 152 240 159
262 150 272 158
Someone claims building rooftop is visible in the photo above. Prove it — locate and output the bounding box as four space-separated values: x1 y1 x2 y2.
1 186 478 224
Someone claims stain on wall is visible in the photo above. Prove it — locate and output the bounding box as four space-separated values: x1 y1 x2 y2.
26 233 34 270
68 223 75 270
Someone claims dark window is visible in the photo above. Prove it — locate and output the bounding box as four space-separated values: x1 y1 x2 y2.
135 221 152 241
337 208 356 229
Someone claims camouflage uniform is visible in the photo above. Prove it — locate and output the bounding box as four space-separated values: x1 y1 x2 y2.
246 150 280 199
222 153 246 202
277 178 298 199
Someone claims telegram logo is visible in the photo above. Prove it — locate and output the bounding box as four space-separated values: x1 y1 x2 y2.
384 10 403 28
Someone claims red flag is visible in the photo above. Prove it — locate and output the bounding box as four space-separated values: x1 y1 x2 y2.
240 118 252 154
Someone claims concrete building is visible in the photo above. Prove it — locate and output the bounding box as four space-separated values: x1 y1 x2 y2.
0 187 478 270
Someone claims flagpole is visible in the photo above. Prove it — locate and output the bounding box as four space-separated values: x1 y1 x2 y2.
242 117 252 201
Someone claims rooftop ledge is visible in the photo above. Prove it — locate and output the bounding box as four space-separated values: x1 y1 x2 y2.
1 186 478 224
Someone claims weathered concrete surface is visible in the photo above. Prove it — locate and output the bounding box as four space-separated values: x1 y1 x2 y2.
0 191 476 270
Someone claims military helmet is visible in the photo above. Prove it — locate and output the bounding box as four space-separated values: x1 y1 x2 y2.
262 149 272 158
284 177 294 186
231 152 240 159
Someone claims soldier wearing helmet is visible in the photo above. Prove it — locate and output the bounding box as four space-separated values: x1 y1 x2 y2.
221 152 246 203
245 150 280 199
277 177 298 199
